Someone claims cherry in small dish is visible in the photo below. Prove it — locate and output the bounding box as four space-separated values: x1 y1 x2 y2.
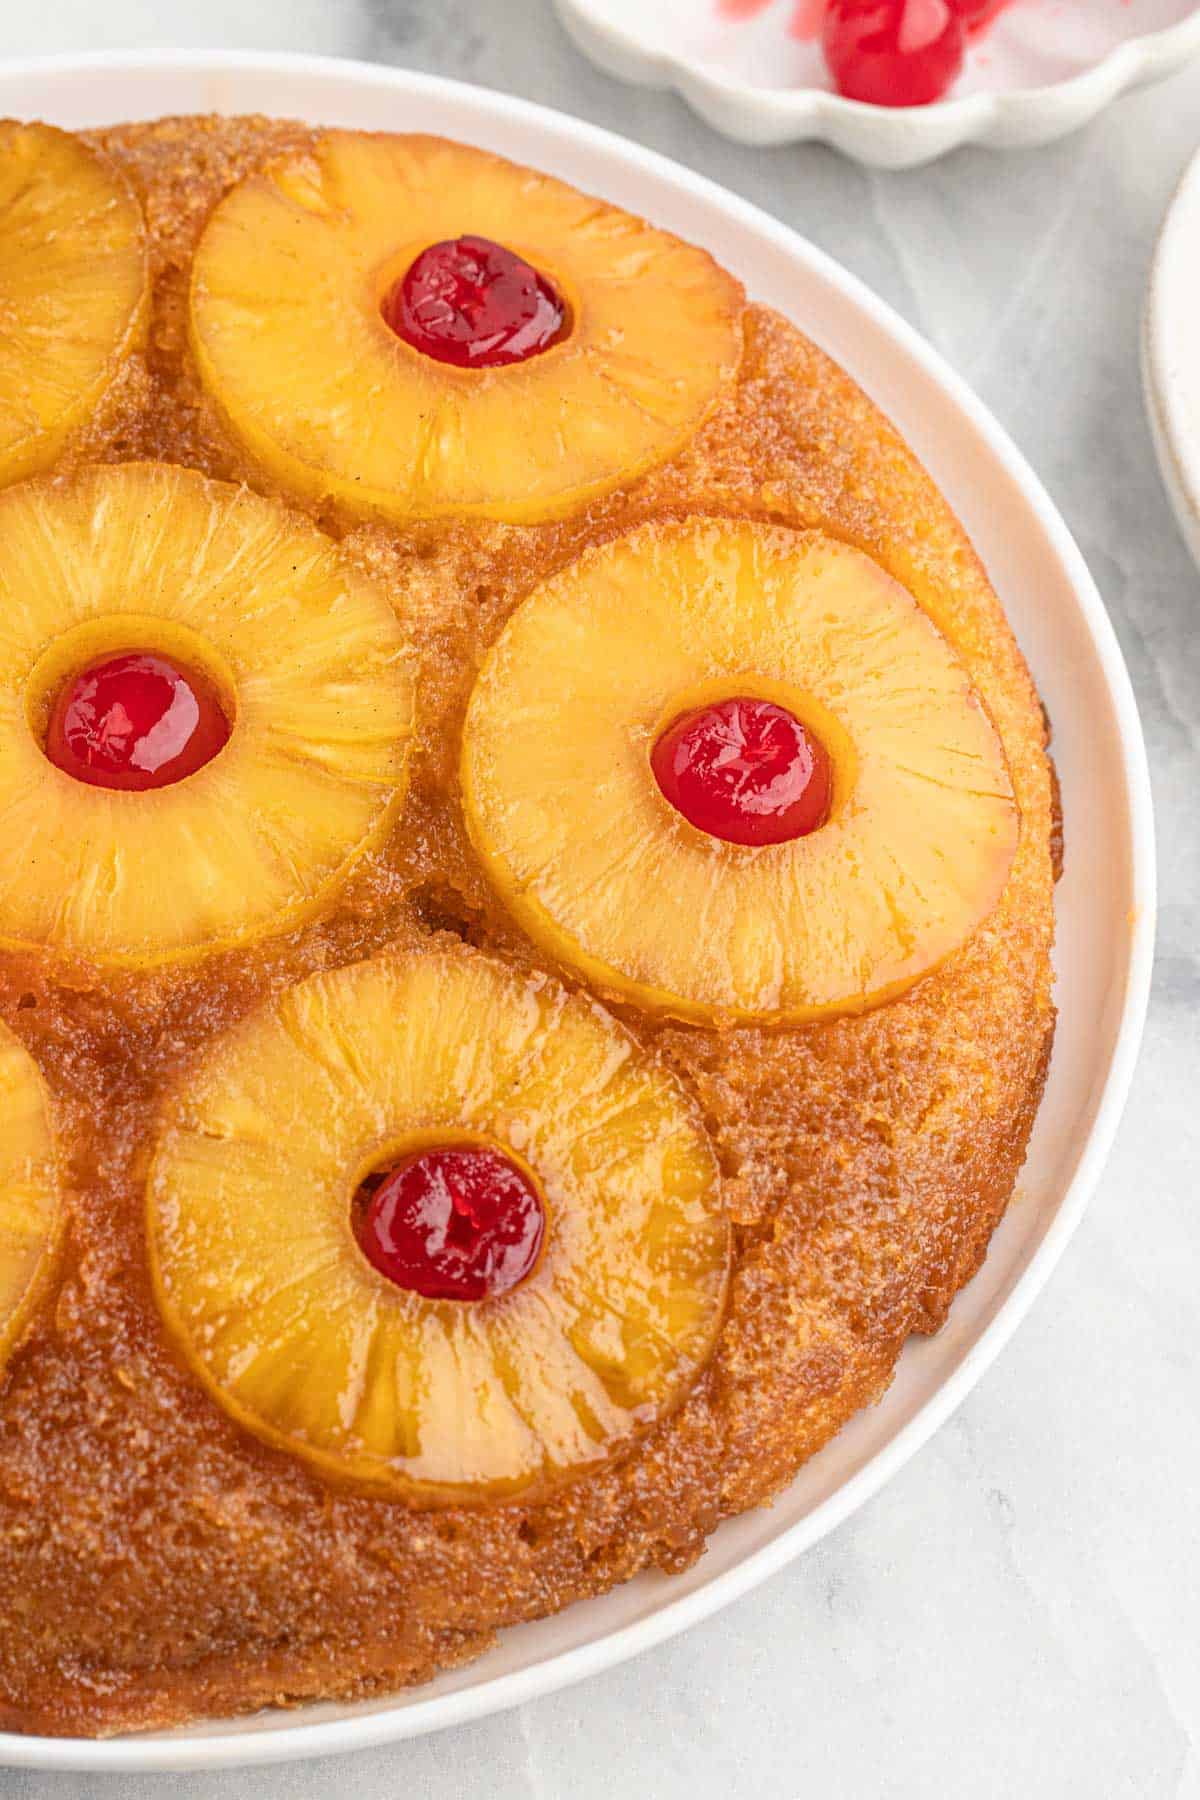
822 0 965 107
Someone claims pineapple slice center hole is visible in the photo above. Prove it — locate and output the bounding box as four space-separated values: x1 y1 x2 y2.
378 235 571 370
25 616 237 793
351 1131 547 1302
650 686 849 848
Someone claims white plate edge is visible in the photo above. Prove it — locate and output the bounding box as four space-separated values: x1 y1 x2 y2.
1143 140 1200 573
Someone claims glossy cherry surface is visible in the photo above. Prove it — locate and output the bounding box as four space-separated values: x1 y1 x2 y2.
822 0 965 106
45 651 231 791
356 1144 546 1302
947 0 1008 29
651 696 833 847
381 235 566 369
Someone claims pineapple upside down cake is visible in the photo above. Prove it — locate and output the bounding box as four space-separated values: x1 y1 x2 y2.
0 114 1056 1735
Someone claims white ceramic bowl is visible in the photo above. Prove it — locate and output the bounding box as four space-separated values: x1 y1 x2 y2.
0 50 1154 1773
1144 141 1200 575
555 0 1200 167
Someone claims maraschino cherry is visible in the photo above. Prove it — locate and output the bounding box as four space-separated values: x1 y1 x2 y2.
382 235 566 369
823 0 965 106
947 0 1008 31
356 1145 545 1302
651 696 833 847
45 651 230 791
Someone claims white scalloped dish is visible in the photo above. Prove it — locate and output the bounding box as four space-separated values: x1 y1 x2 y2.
555 0 1200 167
0 50 1155 1773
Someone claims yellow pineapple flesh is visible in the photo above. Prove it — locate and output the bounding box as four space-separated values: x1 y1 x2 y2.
0 461 416 967
188 131 744 523
0 121 147 487
0 1021 60 1374
462 519 1019 1026
147 946 729 1504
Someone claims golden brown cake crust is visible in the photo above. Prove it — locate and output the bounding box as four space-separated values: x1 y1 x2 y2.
0 114 1055 1736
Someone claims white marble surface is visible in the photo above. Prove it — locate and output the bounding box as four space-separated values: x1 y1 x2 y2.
3 5 1199 1797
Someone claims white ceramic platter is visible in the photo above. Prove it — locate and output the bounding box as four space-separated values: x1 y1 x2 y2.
556 0 1200 167
0 50 1155 1773
1144 141 1200 575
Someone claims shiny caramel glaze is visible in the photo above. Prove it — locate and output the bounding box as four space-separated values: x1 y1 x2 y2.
0 115 1055 1735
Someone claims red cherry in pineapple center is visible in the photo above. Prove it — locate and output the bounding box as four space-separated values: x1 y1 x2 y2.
356 1145 546 1302
823 0 964 106
651 696 833 847
45 651 230 791
382 235 567 369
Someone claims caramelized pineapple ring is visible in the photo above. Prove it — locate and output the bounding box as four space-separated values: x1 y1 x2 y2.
462 519 1019 1026
0 462 415 967
189 131 743 523
0 122 147 487
0 1022 61 1375
148 947 728 1504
